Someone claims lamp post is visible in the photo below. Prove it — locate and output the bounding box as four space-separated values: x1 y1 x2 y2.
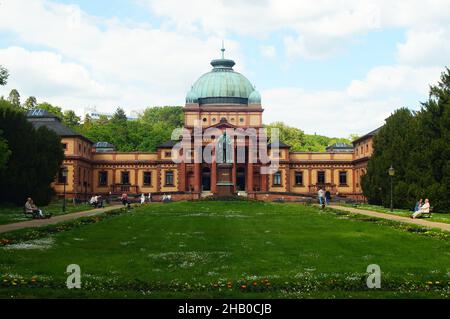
62 168 68 213
388 165 395 212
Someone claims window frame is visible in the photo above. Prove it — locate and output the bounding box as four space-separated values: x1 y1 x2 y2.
339 171 348 186
121 171 130 185
317 171 326 184
98 171 108 187
165 170 174 186
143 171 152 186
273 171 282 186
294 171 303 186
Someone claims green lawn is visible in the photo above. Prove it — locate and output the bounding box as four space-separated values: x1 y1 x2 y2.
0 201 449 299
341 203 450 225
0 201 93 225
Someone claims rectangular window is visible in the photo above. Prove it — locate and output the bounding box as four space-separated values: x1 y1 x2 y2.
121 171 130 185
57 168 67 184
164 151 172 158
98 171 108 186
143 172 152 186
273 171 282 186
317 171 325 184
339 171 348 185
165 171 174 186
62 143 67 150
295 171 303 185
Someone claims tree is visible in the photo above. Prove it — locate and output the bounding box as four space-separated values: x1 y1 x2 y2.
23 96 38 110
63 110 81 128
36 102 64 119
111 107 127 123
362 68 450 212
265 122 306 150
0 130 11 170
0 66 8 86
0 100 64 205
8 89 21 108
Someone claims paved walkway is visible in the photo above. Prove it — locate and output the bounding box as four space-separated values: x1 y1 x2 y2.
0 205 123 234
327 204 450 232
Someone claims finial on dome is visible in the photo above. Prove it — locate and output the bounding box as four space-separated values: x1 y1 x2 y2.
221 40 225 59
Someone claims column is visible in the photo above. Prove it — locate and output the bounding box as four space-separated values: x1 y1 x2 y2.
156 166 161 192
211 151 217 193
285 166 290 193
194 163 201 192
247 147 254 192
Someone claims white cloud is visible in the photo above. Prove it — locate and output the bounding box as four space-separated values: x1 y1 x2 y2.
346 65 442 99
0 0 447 137
140 0 450 60
260 45 276 58
397 27 450 66
263 64 441 136
0 0 245 114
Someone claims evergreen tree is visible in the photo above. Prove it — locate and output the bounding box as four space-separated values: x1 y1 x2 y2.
0 130 11 170
63 110 81 127
0 66 8 86
24 96 38 110
362 68 450 212
8 89 21 108
0 100 64 205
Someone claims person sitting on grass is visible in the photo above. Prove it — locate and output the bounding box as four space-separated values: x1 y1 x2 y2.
412 198 430 219
24 198 51 219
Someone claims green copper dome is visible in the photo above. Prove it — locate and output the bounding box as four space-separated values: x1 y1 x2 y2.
190 50 255 105
248 89 261 104
186 88 198 103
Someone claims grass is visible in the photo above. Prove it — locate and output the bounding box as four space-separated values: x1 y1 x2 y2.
0 200 93 225
340 203 450 225
0 201 449 299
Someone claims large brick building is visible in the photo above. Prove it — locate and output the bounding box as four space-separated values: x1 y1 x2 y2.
28 52 377 202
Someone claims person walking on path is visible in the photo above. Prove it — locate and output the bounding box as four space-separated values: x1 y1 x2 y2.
325 190 331 206
318 188 325 208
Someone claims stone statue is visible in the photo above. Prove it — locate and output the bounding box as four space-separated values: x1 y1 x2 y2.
217 132 233 164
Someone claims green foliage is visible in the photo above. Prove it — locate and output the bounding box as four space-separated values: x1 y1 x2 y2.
76 106 184 152
0 100 64 205
0 130 11 170
62 110 81 128
23 96 37 110
362 68 450 212
264 122 352 152
7 89 21 108
0 66 8 86
36 102 64 119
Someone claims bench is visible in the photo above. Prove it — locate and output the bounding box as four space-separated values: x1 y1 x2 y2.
421 207 433 218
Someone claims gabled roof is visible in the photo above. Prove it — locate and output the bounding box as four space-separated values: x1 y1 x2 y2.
352 127 382 144
26 109 93 144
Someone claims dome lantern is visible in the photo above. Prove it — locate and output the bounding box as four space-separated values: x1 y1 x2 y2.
187 45 257 105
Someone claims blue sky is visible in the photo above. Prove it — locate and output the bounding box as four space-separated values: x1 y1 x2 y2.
0 0 448 137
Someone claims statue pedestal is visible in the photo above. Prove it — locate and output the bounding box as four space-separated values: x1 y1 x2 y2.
216 164 234 197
